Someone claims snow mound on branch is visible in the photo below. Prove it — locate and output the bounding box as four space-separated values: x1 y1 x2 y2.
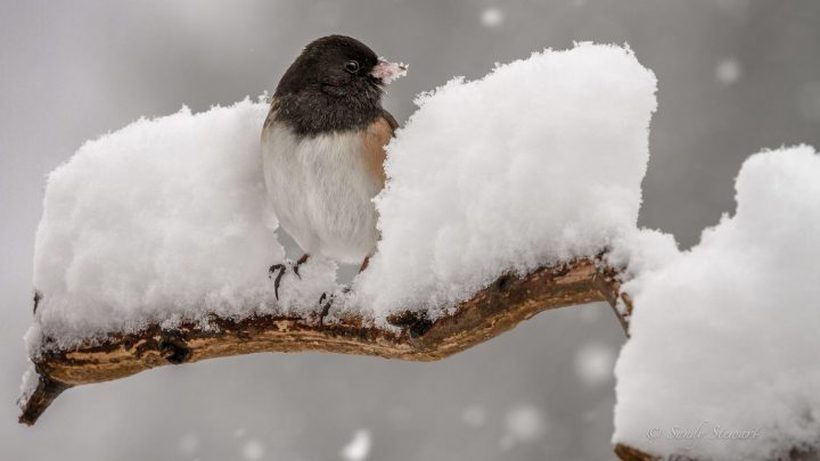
355 42 657 318
28 43 655 349
30 99 288 350
613 145 820 460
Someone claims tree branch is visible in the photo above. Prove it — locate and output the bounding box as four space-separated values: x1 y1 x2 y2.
19 257 627 426
613 443 818 461
613 443 662 461
19 256 814 460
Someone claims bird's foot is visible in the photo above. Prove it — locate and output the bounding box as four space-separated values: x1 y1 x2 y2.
318 292 333 326
268 263 287 300
317 286 350 326
268 254 310 301
358 256 371 273
292 253 309 279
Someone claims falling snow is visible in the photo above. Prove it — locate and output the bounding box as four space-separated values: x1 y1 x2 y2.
715 58 743 85
241 439 265 461
462 405 488 427
574 343 616 387
481 7 504 28
340 429 372 461
500 405 548 449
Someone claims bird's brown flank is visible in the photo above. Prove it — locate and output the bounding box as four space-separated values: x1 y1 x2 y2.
360 112 397 184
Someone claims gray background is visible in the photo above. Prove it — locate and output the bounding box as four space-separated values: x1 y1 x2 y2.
2 1 819 460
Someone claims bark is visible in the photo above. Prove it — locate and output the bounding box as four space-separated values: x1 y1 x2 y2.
19 257 627 426
614 444 663 461
613 443 818 461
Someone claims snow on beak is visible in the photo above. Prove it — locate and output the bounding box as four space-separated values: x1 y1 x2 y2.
370 59 408 85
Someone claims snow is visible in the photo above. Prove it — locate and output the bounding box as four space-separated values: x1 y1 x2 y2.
241 439 265 461
28 43 655 349
372 59 408 85
613 145 820 460
20 36 820 459
607 228 680 283
340 429 372 461
605 228 681 318
17 363 39 409
29 99 287 351
501 405 548 449
481 8 504 28
574 343 616 387
355 42 657 319
715 58 743 85
462 405 488 427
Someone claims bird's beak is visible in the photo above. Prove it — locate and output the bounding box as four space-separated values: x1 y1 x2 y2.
370 59 408 85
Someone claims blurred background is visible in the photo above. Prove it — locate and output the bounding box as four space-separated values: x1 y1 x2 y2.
2 1 819 460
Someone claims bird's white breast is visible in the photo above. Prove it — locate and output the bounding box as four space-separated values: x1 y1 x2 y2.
261 122 383 264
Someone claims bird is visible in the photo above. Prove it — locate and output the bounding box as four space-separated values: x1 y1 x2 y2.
261 35 406 300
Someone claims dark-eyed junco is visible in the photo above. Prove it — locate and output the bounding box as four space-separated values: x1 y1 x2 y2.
262 35 406 298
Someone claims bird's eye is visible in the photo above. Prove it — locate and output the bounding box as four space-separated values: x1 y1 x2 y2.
344 60 360 74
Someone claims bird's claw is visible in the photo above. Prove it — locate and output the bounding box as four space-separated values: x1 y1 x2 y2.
318 292 333 325
268 254 310 301
317 286 351 326
293 254 309 280
268 263 287 300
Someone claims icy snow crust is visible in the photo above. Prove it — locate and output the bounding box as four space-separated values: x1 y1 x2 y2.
354 43 657 318
613 146 820 460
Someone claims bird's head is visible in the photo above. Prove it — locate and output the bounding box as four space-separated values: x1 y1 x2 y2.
275 35 406 98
